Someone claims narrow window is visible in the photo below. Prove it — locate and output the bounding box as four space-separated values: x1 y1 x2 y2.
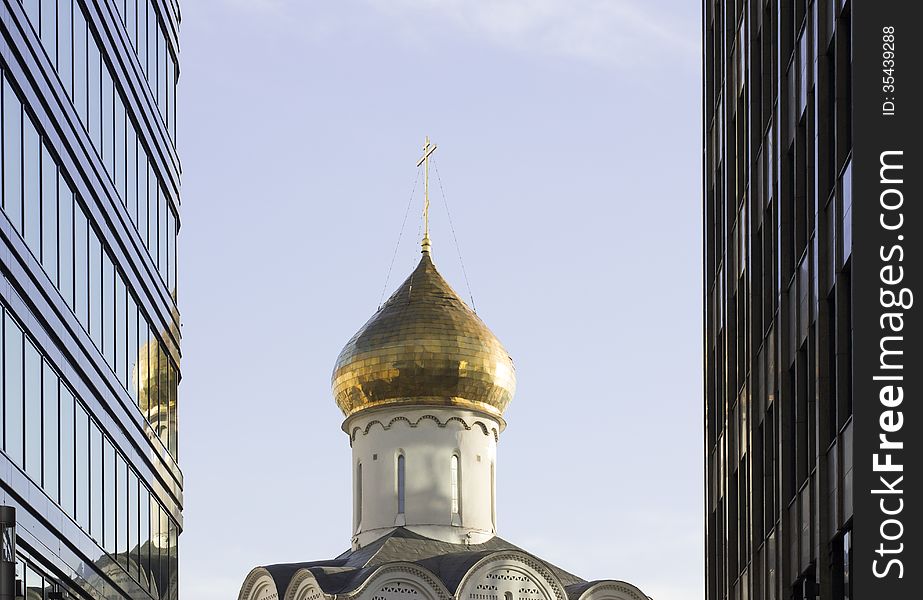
450 455 460 516
490 462 496 530
355 463 363 531
397 454 405 515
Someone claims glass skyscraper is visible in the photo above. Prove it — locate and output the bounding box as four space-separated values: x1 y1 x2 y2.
704 1 853 600
0 1 180 598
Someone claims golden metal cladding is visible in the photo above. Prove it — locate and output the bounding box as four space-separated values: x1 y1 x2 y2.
332 250 516 419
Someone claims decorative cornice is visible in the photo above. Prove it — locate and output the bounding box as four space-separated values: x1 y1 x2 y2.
348 413 500 444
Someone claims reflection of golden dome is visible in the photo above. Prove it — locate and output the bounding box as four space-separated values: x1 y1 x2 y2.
332 248 516 420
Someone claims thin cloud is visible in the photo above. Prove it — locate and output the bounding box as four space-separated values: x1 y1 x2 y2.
366 0 698 67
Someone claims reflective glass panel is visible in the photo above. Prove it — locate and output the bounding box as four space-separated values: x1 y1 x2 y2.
102 253 114 367
58 175 74 308
116 277 127 385
41 145 58 283
88 227 101 345
73 6 88 123
128 468 139 579
74 207 89 329
75 403 89 530
58 0 73 97
3 79 22 232
39 0 57 66
104 438 115 552
42 360 59 501
90 422 102 541
60 385 75 516
4 314 23 466
22 115 41 255
102 70 114 172
87 34 101 150
24 342 41 482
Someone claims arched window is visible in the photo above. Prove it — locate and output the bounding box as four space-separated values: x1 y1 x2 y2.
355 463 363 531
397 454 406 515
505 592 513 600
450 454 460 516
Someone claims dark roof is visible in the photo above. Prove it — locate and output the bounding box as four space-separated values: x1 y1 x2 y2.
258 528 585 596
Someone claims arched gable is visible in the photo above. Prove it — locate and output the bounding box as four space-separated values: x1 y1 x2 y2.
284 569 328 600
239 568 281 600
456 551 569 600
349 562 452 600
574 580 649 600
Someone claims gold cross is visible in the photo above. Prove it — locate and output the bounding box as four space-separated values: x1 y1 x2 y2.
416 136 437 252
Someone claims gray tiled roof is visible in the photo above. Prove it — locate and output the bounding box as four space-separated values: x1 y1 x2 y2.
260 528 586 597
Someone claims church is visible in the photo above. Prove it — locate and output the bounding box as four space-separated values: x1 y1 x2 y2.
238 142 652 600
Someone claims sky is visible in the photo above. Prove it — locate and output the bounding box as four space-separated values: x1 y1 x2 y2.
177 1 703 599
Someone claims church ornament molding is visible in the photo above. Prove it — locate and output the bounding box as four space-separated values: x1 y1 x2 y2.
347 562 453 600
239 569 280 600
348 413 500 444
455 551 568 600
574 581 649 600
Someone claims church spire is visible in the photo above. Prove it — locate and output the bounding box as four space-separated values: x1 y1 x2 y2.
416 136 437 254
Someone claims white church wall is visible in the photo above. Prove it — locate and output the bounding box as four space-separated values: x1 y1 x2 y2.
346 406 502 547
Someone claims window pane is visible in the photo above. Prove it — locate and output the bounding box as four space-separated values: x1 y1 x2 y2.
88 228 101 346
166 208 175 298
127 0 137 49
58 176 74 308
74 206 89 329
90 422 102 541
147 4 157 81
57 0 73 98
41 145 58 284
24 342 41 482
73 6 88 124
127 126 137 224
24 1 39 27
167 363 177 457
104 438 115 552
102 70 114 173
140 489 150 588
158 344 168 444
138 0 148 76
116 276 127 386
22 115 41 255
128 468 139 579
40 0 57 66
115 98 126 202
75 403 89 530
3 79 22 233
60 385 75 517
88 35 101 151
42 360 59 501
138 151 148 242
116 453 127 565
128 296 138 398
148 170 157 252
3 315 23 466
158 190 166 277
102 253 114 368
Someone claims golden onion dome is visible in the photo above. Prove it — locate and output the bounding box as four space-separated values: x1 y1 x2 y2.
332 246 516 421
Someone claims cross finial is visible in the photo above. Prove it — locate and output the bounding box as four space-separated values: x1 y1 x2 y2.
416 136 437 254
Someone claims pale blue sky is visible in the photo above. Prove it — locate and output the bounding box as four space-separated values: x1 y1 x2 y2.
177 1 702 599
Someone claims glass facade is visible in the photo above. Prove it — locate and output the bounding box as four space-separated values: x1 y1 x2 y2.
0 0 181 598
703 1 853 600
